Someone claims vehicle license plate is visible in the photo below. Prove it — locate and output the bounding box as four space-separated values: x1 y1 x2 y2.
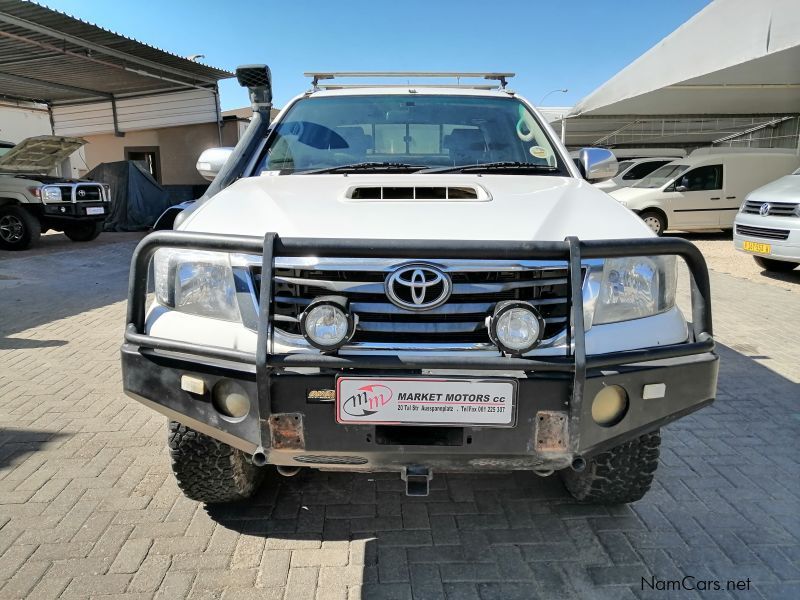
743 240 771 254
336 377 516 426
85 206 105 215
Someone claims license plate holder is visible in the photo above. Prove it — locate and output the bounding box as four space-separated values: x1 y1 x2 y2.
336 376 517 427
743 240 771 254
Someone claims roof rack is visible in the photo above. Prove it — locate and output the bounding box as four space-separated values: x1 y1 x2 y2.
304 71 515 90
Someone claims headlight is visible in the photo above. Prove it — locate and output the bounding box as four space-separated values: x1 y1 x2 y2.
153 249 240 321
488 301 544 355
592 256 677 325
41 186 62 202
299 297 356 352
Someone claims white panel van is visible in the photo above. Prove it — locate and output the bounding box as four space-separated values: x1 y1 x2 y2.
610 151 800 235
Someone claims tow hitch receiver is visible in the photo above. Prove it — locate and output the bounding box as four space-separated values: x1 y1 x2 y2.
402 465 432 497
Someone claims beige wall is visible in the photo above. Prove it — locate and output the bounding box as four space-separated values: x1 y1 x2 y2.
81 120 242 185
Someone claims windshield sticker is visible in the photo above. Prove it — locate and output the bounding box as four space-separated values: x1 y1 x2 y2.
529 146 548 159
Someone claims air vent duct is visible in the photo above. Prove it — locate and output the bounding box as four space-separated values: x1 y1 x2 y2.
344 185 489 201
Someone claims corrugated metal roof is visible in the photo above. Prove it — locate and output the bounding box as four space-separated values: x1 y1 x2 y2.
0 0 233 105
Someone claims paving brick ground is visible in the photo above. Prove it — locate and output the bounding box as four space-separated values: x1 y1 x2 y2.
0 233 798 599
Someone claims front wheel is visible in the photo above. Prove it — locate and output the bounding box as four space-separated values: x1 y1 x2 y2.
64 221 103 242
638 210 666 236
0 205 41 250
560 430 661 504
753 256 797 273
168 422 264 504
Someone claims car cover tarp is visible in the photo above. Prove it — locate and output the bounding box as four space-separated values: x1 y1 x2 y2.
86 161 172 231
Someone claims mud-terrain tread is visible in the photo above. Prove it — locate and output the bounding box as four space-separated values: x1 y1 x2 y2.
560 430 661 504
168 421 264 504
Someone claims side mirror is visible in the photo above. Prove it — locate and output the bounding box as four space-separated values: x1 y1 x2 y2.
196 147 234 181
578 148 618 181
675 185 688 192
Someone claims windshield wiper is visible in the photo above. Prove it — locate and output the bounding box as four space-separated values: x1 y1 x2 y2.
297 162 427 174
422 161 560 174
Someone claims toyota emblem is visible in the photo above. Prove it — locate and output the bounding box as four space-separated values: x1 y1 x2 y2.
759 203 770 216
77 189 86 198
385 263 451 311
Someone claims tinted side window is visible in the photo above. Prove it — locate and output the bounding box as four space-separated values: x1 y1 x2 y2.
677 164 722 191
622 160 670 180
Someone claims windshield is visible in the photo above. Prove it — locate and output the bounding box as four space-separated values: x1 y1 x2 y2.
633 164 690 189
614 161 633 176
256 95 566 174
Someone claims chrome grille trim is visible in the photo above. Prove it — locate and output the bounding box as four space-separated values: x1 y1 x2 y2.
742 200 798 217
244 256 599 352
735 224 790 240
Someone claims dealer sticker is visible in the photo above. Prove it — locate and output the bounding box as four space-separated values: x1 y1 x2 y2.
336 377 516 426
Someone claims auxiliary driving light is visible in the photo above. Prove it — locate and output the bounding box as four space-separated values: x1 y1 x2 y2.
299 297 356 352
591 385 629 427
212 379 251 419
488 301 544 355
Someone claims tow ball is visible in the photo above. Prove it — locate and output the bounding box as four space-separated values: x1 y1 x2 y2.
402 465 432 497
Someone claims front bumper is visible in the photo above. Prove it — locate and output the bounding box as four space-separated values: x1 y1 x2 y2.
27 201 109 224
733 213 800 262
121 232 718 472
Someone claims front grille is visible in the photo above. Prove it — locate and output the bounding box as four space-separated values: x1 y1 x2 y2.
736 224 790 240
742 200 798 217
74 184 103 201
254 259 575 346
54 184 104 202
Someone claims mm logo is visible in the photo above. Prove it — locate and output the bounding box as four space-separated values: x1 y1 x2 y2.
342 385 393 417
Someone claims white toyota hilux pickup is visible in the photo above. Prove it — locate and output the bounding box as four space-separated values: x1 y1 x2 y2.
121 67 718 505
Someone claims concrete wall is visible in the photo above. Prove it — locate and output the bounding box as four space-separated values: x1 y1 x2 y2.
81 120 241 185
0 103 52 143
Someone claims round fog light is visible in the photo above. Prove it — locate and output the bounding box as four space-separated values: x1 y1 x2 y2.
300 298 355 352
212 379 251 419
490 301 544 355
591 385 628 427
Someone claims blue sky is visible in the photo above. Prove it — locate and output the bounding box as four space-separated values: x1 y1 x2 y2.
43 0 711 111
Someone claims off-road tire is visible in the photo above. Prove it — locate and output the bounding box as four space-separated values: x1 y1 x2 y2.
168 421 264 504
0 204 41 250
753 256 797 273
64 221 103 242
560 430 661 504
638 210 666 236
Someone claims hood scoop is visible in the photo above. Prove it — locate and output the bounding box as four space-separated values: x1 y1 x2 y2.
344 184 490 202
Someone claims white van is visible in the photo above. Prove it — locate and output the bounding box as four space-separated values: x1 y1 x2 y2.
610 150 800 235
594 157 675 193
733 167 800 272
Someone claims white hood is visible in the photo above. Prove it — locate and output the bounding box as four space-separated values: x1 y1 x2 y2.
746 173 800 203
181 174 655 241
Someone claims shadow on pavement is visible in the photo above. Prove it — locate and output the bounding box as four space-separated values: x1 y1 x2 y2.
0 427 68 470
0 337 67 350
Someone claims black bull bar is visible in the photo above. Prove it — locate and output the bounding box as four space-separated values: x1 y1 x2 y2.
123 231 715 460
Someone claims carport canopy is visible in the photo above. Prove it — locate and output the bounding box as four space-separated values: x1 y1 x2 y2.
0 0 231 108
570 0 799 117
554 0 800 150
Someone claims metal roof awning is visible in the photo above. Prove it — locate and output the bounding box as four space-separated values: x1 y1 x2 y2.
0 0 232 106
570 0 800 117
